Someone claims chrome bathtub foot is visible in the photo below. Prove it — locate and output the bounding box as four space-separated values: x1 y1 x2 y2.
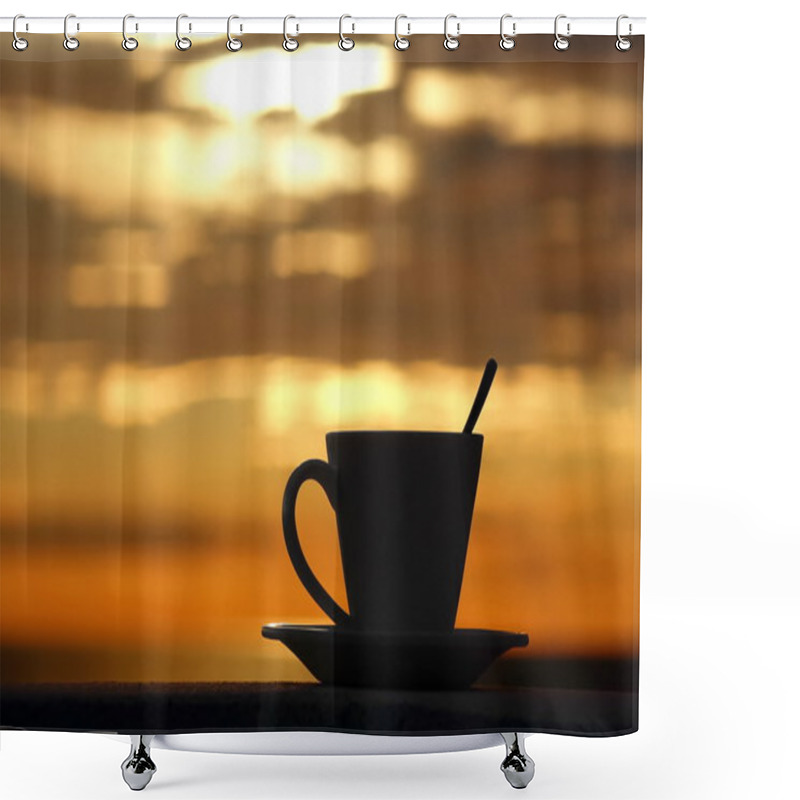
500 733 535 789
121 735 157 791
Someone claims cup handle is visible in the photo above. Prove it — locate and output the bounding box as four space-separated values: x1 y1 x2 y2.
282 458 350 626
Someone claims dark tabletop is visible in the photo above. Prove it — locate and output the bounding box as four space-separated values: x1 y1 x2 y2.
0 681 636 736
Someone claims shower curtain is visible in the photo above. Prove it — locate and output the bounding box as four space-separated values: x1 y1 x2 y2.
0 30 643 737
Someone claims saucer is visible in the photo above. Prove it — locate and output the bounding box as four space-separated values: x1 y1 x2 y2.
261 624 529 690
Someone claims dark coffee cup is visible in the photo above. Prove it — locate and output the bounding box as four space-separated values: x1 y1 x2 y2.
282 431 483 632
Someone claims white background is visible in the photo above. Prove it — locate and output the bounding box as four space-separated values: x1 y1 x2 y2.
2 1 799 798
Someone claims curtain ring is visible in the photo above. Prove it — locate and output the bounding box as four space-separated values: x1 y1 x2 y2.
63 13 79 51
12 14 29 51
443 14 460 51
122 14 138 51
499 14 516 50
227 15 243 51
616 15 632 51
554 14 570 51
175 14 192 51
283 15 299 51
338 14 355 51
394 15 410 51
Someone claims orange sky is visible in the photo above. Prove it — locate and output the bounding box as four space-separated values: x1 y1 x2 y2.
1 35 641 683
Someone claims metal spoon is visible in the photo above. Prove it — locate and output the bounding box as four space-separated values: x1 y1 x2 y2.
463 358 498 434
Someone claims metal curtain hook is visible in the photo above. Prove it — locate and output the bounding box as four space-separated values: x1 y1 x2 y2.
499 14 516 50
12 14 29 51
175 14 192 51
339 14 355 51
283 15 299 51
227 15 243 51
444 13 460 51
394 14 410 51
554 14 570 51
616 14 632 51
122 14 138 51
63 13 79 51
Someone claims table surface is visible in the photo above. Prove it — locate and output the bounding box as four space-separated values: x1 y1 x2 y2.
0 680 636 737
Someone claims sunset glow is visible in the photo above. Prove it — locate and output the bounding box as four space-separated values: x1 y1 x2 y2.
1 35 641 684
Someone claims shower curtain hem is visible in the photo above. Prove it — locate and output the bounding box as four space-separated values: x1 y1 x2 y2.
0 724 638 738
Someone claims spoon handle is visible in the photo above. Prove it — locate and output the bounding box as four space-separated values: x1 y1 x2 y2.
463 358 498 434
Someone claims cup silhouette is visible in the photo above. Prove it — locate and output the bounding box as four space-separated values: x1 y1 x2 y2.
282 431 483 632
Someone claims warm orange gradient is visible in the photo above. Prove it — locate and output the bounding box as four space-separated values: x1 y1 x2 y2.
1 35 642 683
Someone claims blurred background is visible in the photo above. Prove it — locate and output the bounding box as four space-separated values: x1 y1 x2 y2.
0 33 641 683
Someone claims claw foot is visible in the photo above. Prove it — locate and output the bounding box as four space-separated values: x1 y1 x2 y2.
500 733 535 789
121 735 156 791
